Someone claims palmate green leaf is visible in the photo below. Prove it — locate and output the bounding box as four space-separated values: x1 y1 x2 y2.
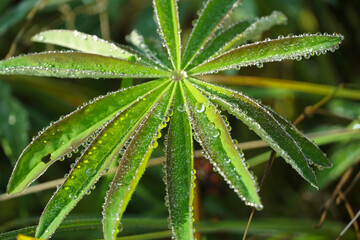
35 80 173 239
189 78 330 187
218 11 287 54
32 30 142 63
7 79 168 194
103 82 176 240
0 52 170 79
181 0 239 69
165 84 194 239
153 0 181 69
182 80 262 209
127 30 172 70
189 33 343 75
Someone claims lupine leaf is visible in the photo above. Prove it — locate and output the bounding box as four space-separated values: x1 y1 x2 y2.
35 80 172 239
218 11 287 53
181 0 238 69
7 80 168 194
188 78 328 187
32 30 142 62
182 80 262 209
187 19 255 70
189 34 343 75
165 83 194 239
0 52 170 79
153 0 181 69
127 30 172 70
102 82 175 240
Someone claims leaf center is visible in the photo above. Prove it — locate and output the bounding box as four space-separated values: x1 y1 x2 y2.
171 70 187 81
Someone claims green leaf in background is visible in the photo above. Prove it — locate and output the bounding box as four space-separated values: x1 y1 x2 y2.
0 0 38 37
165 83 195 239
0 52 170 79
7 79 168 194
189 34 343 75
181 0 238 69
0 80 29 164
182 80 262 209
0 0 12 14
102 82 175 240
318 138 360 188
153 0 181 69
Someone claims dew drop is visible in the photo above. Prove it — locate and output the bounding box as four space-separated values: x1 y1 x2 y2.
69 193 76 199
256 62 263 68
86 168 96 176
195 102 205 113
38 35 45 41
177 104 185 112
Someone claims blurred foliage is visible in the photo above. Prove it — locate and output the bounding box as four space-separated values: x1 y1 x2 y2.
0 0 359 239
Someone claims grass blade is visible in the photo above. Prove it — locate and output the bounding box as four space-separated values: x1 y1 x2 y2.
102 82 176 240
199 75 360 100
35 81 173 239
153 0 181 69
7 80 168 194
189 33 343 75
165 83 195 239
181 0 238 69
189 78 328 187
32 30 142 62
182 80 262 210
0 52 170 79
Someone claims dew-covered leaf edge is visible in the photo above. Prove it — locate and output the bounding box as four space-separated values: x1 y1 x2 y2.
188 33 344 75
153 0 182 70
0 51 171 79
181 0 240 69
32 30 145 64
217 11 288 54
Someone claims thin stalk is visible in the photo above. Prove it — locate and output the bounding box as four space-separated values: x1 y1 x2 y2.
199 75 360 100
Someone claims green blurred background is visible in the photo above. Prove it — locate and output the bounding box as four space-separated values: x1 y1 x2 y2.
0 0 359 239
